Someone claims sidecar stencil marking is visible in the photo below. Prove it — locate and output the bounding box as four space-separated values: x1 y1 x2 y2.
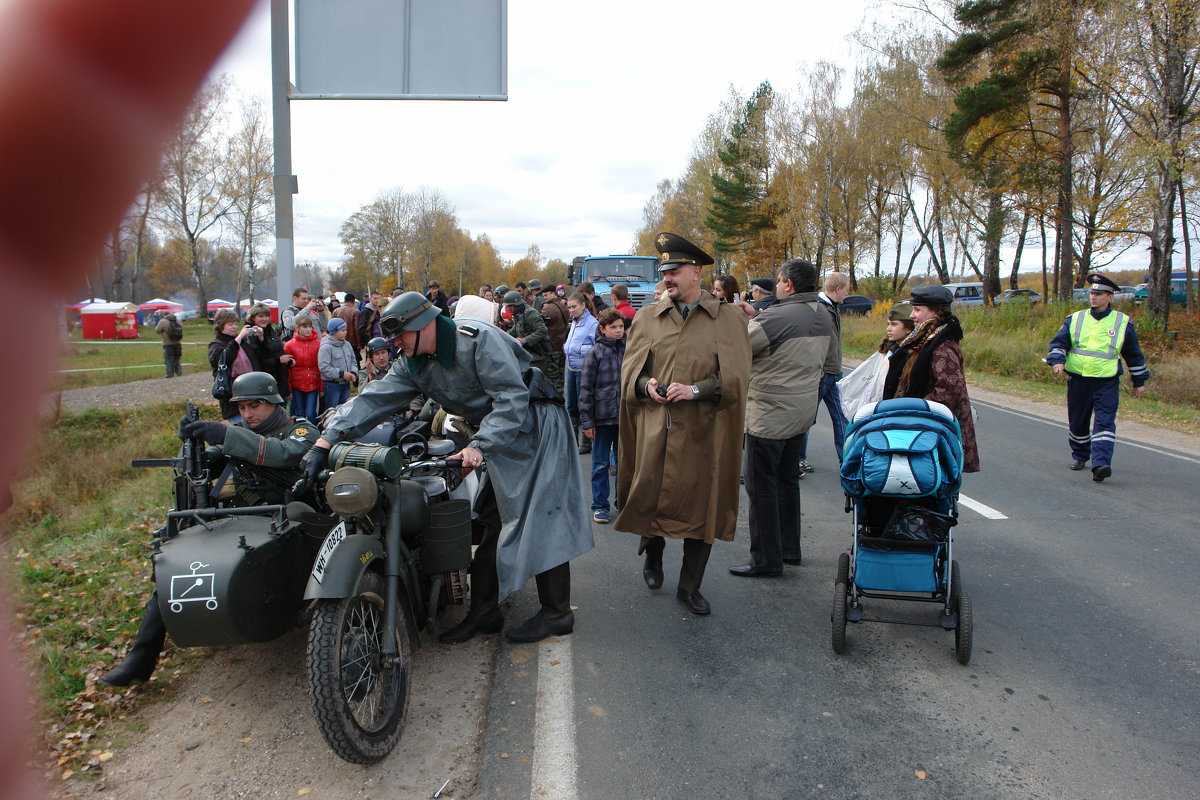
168 561 218 613
312 521 348 584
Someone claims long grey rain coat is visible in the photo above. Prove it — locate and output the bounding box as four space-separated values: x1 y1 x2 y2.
322 316 593 599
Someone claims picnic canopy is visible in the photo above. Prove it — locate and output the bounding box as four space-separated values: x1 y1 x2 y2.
206 298 235 310
139 298 183 311
65 298 106 311
239 298 279 322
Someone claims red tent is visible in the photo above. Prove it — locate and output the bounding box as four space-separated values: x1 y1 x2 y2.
81 302 139 339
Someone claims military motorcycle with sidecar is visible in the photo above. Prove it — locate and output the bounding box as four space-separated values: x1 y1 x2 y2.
135 404 476 764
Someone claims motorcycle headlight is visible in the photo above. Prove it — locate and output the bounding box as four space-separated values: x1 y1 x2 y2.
326 466 378 517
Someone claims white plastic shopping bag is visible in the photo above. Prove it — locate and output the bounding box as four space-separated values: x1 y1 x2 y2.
838 351 890 421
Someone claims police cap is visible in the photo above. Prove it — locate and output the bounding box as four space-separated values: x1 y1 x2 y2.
380 291 441 338
909 284 953 307
229 371 284 405
654 231 713 271
1086 273 1119 293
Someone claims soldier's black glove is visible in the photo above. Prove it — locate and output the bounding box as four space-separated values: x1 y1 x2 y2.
181 420 227 445
291 445 329 496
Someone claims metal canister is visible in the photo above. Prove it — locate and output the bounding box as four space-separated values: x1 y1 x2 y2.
421 499 472 574
329 442 404 479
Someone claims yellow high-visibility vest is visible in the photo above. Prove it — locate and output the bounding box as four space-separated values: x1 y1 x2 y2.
1063 310 1128 378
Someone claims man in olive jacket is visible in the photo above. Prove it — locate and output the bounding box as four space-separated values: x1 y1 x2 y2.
730 258 832 578
615 233 751 616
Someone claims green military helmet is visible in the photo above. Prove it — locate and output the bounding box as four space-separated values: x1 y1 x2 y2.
527 279 542 293
366 336 391 354
495 284 510 295
502 290 524 307
380 291 441 338
229 371 284 404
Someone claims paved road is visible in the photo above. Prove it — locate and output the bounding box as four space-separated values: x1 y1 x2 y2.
479 398 1200 799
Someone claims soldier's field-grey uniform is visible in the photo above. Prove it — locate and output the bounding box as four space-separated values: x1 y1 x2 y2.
322 314 593 602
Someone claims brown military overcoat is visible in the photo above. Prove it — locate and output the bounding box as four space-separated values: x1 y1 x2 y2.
614 292 751 543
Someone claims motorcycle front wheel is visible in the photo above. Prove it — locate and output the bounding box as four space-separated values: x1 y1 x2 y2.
307 569 412 764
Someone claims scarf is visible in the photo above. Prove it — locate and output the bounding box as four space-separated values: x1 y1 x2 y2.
247 405 289 438
897 316 963 399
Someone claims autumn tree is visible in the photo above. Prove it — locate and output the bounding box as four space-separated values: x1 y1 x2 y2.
224 96 274 303
154 78 234 313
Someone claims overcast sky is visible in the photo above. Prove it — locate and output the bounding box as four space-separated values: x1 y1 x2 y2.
210 0 872 268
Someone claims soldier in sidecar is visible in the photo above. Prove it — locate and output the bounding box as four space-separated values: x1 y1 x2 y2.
100 372 318 686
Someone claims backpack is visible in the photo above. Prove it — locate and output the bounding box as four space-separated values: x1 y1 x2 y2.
167 317 183 341
839 399 963 500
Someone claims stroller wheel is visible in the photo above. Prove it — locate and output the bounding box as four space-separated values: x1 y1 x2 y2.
954 587 973 665
831 582 848 654
836 552 850 585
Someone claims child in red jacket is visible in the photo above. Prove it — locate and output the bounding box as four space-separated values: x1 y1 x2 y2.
283 315 322 421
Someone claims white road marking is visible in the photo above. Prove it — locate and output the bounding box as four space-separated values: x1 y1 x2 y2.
958 493 1008 520
531 636 577 800
973 398 1200 465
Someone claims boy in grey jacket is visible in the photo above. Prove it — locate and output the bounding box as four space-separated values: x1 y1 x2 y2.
319 317 359 411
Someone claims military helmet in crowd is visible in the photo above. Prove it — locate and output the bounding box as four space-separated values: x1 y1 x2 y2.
502 290 524 307
495 284 510 295
229 371 284 405
366 336 391 354
380 291 441 338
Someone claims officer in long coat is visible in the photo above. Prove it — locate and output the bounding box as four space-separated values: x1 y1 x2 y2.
1047 273 1150 482
101 372 317 686
298 293 593 643
615 233 751 615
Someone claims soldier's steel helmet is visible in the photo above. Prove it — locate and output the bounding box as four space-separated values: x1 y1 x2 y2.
366 336 390 354
495 284 510 295
229 371 284 404
502 290 524 307
380 291 441 338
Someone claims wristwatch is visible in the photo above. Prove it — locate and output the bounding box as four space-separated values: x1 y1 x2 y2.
691 384 700 399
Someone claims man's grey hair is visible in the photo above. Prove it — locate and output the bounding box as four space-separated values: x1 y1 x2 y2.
779 259 817 293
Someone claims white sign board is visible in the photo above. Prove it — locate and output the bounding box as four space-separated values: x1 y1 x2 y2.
294 0 507 99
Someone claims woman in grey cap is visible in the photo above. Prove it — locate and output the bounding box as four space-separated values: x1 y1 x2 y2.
886 285 980 472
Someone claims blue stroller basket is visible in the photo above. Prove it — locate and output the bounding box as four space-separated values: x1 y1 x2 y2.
832 398 973 664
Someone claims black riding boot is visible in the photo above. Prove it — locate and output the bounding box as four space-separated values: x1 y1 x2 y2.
101 595 167 687
440 489 504 644
640 536 664 590
505 563 574 643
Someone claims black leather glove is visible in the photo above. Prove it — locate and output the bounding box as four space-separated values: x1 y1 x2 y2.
181 420 228 445
291 445 329 496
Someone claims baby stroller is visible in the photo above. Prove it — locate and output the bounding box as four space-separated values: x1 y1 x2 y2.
832 398 973 664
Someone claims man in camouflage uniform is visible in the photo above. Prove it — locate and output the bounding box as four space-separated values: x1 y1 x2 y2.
100 372 316 686
502 290 551 372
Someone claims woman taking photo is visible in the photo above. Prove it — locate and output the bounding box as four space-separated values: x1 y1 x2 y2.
239 303 292 404
885 285 979 472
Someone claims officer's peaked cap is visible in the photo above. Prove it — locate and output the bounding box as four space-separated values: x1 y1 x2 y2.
1086 273 1119 293
654 232 713 271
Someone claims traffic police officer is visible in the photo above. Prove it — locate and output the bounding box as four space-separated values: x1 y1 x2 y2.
295 292 593 643
101 372 317 686
1047 273 1150 481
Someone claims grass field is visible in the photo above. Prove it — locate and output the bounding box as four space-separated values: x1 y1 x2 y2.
55 319 215 390
841 300 1200 434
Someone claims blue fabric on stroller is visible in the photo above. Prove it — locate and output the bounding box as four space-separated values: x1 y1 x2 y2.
839 398 963 501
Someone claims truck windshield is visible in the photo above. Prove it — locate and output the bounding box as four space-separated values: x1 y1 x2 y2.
585 257 659 283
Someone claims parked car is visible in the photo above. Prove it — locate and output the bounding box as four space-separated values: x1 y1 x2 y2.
1113 286 1137 303
994 288 1043 305
1134 273 1189 304
944 282 985 309
839 295 876 316
1072 288 1091 303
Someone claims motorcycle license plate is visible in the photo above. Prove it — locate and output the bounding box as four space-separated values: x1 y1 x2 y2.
311 521 348 584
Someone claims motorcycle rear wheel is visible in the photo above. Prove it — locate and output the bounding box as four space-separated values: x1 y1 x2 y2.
307 569 411 764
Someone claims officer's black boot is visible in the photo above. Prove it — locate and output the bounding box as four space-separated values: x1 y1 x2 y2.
641 536 664 590
441 513 503 644
100 596 167 687
505 563 574 642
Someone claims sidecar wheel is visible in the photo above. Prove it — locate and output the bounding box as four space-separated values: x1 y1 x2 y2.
307 570 411 764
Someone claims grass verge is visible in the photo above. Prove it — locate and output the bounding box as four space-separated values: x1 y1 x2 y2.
840 301 1200 435
57 319 214 390
2 402 220 783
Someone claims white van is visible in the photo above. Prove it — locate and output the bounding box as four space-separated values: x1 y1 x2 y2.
944 282 985 308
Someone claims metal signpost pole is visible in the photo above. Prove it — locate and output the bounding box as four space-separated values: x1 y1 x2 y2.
271 0 295 304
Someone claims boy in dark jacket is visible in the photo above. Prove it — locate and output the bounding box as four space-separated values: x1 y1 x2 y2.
579 308 626 523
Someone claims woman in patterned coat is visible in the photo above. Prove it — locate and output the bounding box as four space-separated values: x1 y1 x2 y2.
889 284 980 473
